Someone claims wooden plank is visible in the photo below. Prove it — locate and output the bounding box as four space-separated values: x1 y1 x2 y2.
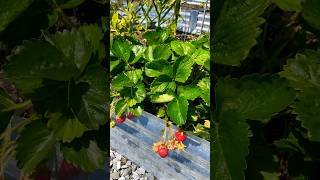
110 111 210 180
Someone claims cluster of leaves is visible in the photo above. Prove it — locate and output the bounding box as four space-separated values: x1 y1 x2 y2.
0 0 107 177
213 0 320 179
110 0 181 36
110 28 211 139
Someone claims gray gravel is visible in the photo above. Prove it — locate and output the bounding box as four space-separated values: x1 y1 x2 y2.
110 149 157 180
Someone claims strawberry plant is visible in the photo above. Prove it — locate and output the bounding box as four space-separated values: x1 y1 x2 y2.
213 0 320 179
0 0 108 178
110 27 211 156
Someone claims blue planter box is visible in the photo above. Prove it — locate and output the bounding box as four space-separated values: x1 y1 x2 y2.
111 111 210 180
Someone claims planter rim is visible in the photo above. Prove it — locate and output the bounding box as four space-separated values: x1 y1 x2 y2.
111 110 210 180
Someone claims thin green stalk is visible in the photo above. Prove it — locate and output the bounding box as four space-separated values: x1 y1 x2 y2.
152 0 161 27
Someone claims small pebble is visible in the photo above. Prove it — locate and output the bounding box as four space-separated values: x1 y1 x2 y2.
121 157 127 164
111 172 120 179
136 167 145 175
115 153 122 160
116 161 121 170
121 165 128 169
132 172 139 180
146 173 155 180
110 149 156 180
132 164 137 172
126 161 132 166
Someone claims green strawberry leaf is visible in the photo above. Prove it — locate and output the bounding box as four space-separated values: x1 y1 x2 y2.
197 77 210 105
167 96 188 125
213 0 270 66
0 90 32 133
121 82 146 105
294 87 320 142
0 90 14 133
212 111 250 180
16 121 56 173
280 49 320 90
280 50 320 142
174 56 194 83
144 46 155 61
78 25 103 56
130 106 143 116
145 60 173 78
125 69 143 84
62 141 106 172
274 133 305 155
216 75 296 122
150 93 175 103
130 45 146 64
192 123 210 141
115 99 128 117
177 85 202 100
44 25 101 73
0 90 16 110
59 0 86 9
204 59 210 71
77 63 107 129
47 112 87 143
150 76 176 93
302 0 320 31
171 40 195 56
190 48 210 66
143 28 169 45
272 0 302 12
111 74 133 91
152 45 172 61
4 41 80 93
111 38 132 62
191 34 209 47
0 1 52 46
110 60 120 72
0 0 33 32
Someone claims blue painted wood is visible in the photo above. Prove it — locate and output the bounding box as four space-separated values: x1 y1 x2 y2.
110 111 210 180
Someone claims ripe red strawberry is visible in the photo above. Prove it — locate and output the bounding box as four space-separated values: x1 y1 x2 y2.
175 130 187 142
116 115 126 123
127 112 135 120
158 145 168 158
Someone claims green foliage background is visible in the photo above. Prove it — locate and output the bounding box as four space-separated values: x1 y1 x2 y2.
213 0 320 179
0 0 108 177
